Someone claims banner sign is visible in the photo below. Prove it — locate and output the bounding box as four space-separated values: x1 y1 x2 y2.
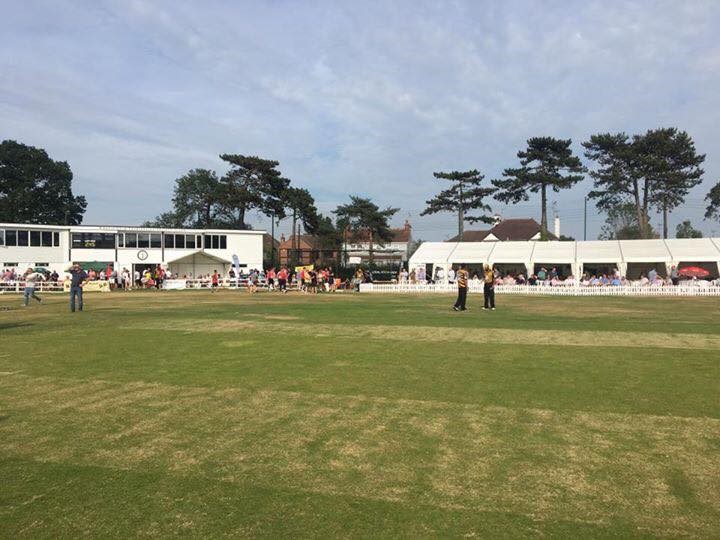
62 280 110 293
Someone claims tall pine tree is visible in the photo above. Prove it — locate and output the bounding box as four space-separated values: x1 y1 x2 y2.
421 169 495 238
217 154 290 229
583 129 704 239
705 181 720 222
493 138 585 237
335 196 398 266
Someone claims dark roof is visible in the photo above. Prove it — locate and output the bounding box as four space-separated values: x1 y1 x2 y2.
490 218 552 241
447 230 491 242
446 218 555 242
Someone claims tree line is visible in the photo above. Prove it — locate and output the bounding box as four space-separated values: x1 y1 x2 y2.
423 127 712 240
141 154 400 266
2 128 720 254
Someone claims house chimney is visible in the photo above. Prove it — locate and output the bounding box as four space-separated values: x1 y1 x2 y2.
280 233 286 243
493 214 502 226
554 215 560 238
404 219 411 231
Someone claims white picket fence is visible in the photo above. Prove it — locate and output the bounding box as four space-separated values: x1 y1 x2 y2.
0 281 65 293
359 283 720 297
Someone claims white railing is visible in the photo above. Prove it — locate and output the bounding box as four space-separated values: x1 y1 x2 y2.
0 281 65 293
359 283 720 296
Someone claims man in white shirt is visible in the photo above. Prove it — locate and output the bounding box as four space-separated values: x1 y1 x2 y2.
22 268 45 306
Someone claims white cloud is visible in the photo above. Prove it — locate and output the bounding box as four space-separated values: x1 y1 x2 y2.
1 0 719 238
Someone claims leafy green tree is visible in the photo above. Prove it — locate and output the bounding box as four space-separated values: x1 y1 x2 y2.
280 187 320 265
172 169 222 228
704 181 720 222
639 128 704 238
0 139 87 224
598 203 657 240
583 128 704 239
144 168 222 228
313 214 343 267
334 196 399 266
493 137 585 236
407 238 424 258
675 220 703 239
217 154 290 229
141 211 185 228
421 169 495 237
583 133 647 236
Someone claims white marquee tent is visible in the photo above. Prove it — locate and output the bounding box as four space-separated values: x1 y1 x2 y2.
409 238 720 278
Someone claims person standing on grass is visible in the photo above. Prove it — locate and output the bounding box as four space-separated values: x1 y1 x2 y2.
267 267 276 291
67 263 88 312
22 267 44 307
483 263 495 311
277 266 288 293
211 270 219 292
452 263 469 311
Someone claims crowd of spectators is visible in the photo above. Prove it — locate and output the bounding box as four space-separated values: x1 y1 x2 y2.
3 263 719 292
393 265 720 288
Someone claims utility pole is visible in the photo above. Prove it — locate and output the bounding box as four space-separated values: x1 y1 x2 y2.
457 181 464 239
583 196 587 241
270 211 276 267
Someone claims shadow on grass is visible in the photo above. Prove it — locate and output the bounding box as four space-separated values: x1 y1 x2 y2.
0 322 32 331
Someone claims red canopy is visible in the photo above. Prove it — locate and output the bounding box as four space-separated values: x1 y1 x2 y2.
678 266 710 278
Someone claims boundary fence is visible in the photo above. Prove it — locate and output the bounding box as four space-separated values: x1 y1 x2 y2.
359 283 720 297
0 278 349 293
4 280 720 297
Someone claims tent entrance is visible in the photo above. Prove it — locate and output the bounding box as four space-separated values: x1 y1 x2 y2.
626 262 667 280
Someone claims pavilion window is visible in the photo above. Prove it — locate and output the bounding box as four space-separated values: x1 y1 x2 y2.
137 234 150 248
6 230 17 246
17 230 29 247
125 234 138 248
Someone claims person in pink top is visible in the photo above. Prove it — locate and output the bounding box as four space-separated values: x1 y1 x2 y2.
277 267 288 293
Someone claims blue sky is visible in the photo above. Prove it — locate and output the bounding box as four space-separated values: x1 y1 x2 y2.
2 0 720 239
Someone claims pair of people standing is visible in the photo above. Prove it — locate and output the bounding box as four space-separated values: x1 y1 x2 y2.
452 263 496 311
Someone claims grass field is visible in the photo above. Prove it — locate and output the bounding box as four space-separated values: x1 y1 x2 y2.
1 290 719 538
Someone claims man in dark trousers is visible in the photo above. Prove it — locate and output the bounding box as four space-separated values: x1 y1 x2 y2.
453 264 469 311
483 263 495 310
67 263 88 312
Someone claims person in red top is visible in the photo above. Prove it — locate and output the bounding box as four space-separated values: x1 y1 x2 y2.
277 267 288 293
267 267 276 291
211 270 219 293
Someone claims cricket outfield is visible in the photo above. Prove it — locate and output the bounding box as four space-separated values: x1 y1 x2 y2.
1 291 718 537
